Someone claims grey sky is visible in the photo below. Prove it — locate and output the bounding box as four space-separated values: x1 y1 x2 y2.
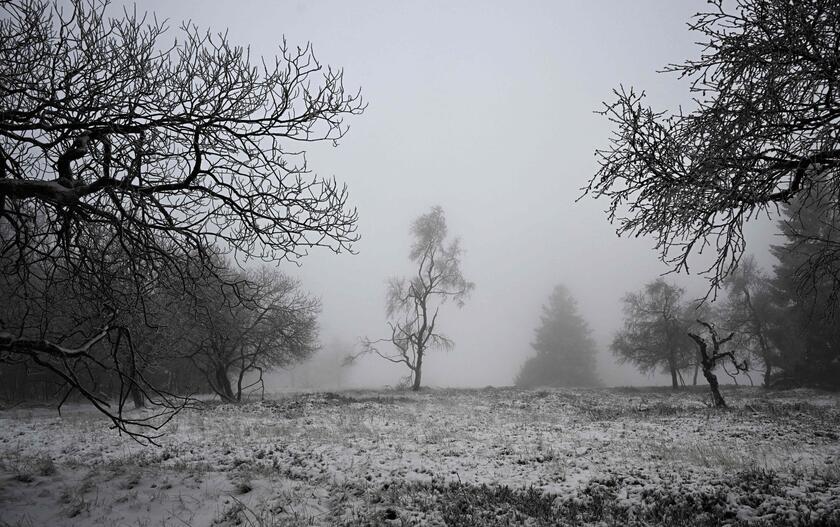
119 1 778 387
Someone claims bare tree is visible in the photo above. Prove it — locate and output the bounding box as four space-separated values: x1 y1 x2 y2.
688 321 749 408
722 256 778 387
179 265 319 403
612 279 697 389
0 0 363 440
583 0 840 305
0 241 190 442
353 207 474 391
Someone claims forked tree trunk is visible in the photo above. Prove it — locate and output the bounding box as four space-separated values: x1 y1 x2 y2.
688 326 736 408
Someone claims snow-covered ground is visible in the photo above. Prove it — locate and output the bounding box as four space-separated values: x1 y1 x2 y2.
1 387 838 526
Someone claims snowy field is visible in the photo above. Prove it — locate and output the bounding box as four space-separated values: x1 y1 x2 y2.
1 387 839 526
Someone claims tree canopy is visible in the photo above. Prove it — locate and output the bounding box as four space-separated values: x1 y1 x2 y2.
1 0 363 281
612 279 698 389
585 0 840 303
178 265 320 403
0 0 363 440
721 255 778 387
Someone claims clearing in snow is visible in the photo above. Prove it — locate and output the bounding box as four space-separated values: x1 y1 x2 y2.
1 386 838 526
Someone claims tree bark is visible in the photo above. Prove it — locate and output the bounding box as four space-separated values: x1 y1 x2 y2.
128 359 145 409
669 361 679 390
412 349 424 391
702 364 726 408
215 366 236 402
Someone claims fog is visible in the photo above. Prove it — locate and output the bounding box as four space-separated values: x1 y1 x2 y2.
124 0 779 389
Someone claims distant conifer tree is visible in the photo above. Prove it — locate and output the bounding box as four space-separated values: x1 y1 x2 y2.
515 285 601 388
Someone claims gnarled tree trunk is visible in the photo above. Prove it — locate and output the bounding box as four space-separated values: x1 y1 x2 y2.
688 321 743 408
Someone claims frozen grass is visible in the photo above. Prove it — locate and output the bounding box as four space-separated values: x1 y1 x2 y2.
0 386 838 526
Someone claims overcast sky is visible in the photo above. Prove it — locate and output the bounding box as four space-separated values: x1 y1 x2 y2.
115 1 779 388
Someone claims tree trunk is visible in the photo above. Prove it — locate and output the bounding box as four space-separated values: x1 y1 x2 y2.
412 349 424 391
131 385 145 409
747 290 772 389
236 361 246 403
669 362 679 390
688 329 729 408
128 359 145 409
215 366 236 402
702 363 726 408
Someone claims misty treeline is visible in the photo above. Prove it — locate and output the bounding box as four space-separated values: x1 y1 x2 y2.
518 0 840 395
0 0 364 441
1 257 319 403
585 0 840 395
611 192 840 396
513 190 840 400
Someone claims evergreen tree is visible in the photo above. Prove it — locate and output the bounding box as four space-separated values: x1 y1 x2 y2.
768 196 840 388
515 285 600 388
